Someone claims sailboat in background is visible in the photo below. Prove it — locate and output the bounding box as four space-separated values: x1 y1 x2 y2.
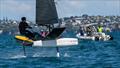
15 0 78 57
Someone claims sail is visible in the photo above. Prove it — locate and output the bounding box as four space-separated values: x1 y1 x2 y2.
45 27 65 40
36 0 58 25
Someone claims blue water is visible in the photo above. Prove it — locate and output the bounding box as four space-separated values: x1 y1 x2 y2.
0 30 120 68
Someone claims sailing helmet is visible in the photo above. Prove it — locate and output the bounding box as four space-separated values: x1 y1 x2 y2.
21 17 26 21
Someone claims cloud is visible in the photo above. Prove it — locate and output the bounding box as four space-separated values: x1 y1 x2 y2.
0 0 119 20
69 0 85 7
56 0 120 17
0 0 35 20
1 0 34 14
56 0 87 17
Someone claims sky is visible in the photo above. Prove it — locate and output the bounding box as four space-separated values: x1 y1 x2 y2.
0 0 120 21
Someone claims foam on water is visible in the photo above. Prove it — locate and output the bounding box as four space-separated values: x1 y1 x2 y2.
64 53 70 57
10 55 26 59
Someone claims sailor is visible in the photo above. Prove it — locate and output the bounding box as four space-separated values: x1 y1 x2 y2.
97 25 105 40
19 17 34 39
86 26 92 36
97 26 103 33
79 27 84 36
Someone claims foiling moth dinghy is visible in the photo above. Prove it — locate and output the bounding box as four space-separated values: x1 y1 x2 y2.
15 28 78 57
15 28 78 47
15 0 78 57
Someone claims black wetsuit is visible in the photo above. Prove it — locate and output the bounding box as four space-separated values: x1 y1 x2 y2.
19 21 34 39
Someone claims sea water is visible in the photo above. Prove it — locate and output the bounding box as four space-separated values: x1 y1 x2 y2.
0 30 120 68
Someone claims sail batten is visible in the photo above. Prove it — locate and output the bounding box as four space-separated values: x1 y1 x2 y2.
36 0 58 25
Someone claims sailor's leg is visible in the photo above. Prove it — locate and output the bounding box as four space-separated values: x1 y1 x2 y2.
25 30 34 39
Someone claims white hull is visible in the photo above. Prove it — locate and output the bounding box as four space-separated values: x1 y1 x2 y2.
76 33 111 41
76 34 95 40
33 38 78 47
